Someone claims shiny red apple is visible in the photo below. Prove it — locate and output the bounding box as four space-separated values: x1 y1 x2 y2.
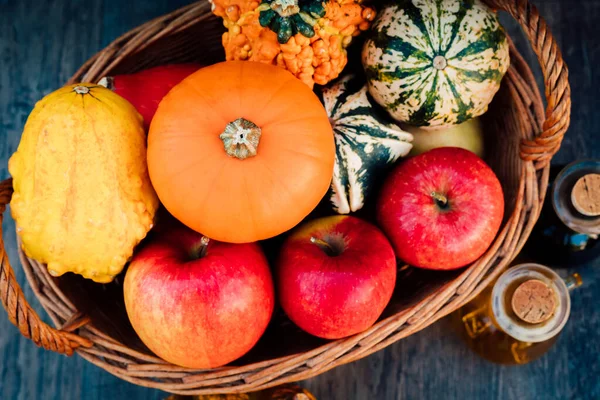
99 63 202 130
123 225 274 369
276 215 396 339
377 147 504 270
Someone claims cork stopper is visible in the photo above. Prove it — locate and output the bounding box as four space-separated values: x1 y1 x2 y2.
571 173 600 217
511 279 556 324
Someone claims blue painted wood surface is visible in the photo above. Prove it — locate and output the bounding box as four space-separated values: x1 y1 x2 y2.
1 1 599 399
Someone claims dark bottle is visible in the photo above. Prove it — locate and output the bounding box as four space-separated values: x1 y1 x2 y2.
524 160 600 267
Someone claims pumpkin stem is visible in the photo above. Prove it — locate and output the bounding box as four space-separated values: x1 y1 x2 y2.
220 118 262 160
73 85 90 95
258 0 324 43
433 55 448 70
269 0 300 17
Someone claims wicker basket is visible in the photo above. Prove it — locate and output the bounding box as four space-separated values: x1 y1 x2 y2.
0 0 570 395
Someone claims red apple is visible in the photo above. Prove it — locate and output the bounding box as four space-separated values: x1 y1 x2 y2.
277 216 396 339
123 226 274 369
377 147 504 270
99 63 202 130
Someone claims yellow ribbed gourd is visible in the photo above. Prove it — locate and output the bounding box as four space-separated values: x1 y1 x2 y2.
8 83 159 283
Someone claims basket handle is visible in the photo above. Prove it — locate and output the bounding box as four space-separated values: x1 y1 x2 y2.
487 0 571 166
0 179 93 356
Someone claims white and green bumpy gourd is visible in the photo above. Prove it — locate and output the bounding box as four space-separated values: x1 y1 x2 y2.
321 75 413 214
362 0 510 128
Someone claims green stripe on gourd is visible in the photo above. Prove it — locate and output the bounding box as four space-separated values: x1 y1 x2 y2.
362 0 510 128
320 75 413 214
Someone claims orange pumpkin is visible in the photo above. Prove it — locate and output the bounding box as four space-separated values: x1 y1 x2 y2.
148 61 335 243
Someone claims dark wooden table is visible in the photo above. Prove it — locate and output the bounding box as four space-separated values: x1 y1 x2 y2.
1 1 599 399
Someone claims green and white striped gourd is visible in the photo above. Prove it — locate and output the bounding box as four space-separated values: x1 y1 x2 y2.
321 75 413 214
362 0 510 128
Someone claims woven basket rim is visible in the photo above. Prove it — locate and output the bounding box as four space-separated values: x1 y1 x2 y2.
0 0 571 395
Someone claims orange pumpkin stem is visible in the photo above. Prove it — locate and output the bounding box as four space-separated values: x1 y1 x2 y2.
220 118 262 160
269 0 300 17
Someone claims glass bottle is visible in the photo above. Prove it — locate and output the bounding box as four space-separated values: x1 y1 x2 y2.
454 263 582 365
525 160 600 267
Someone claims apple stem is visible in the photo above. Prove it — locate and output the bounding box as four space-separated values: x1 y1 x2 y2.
310 237 336 257
431 191 449 209
188 236 211 260
199 236 210 258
